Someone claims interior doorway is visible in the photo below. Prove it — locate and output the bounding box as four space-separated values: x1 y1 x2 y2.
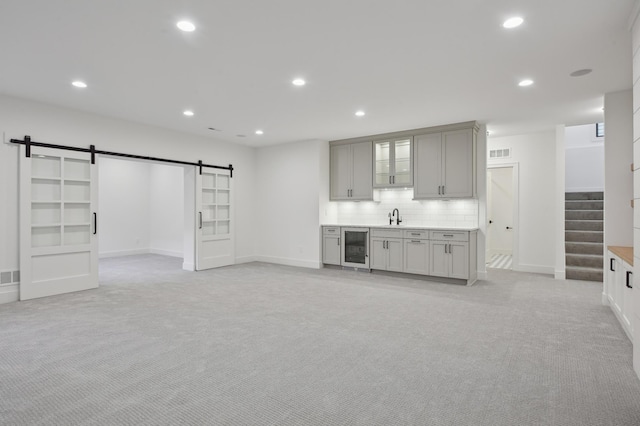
487 164 519 270
98 157 187 278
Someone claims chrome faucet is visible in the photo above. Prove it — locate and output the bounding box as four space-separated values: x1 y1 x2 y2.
391 208 402 226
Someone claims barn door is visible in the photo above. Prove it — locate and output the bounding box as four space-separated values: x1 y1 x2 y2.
19 146 99 300
195 168 234 270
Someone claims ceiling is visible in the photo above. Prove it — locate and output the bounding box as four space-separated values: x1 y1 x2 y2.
0 0 634 147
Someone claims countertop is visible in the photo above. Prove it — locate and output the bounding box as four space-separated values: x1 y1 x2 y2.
608 246 633 266
321 224 479 231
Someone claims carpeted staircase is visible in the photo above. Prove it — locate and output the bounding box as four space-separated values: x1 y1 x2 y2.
565 192 603 282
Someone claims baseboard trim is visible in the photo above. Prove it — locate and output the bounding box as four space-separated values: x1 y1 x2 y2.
182 262 195 272
99 249 149 259
477 271 488 280
555 270 566 280
602 292 609 305
514 264 554 275
0 284 19 304
235 256 258 264
149 248 183 258
254 255 321 269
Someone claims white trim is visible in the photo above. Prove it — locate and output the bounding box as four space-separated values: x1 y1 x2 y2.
254 255 322 269
149 248 183 258
235 255 258 264
555 270 566 280
602 292 609 305
0 284 19 304
515 264 554 275
487 163 520 271
477 271 488 280
565 187 605 193
182 262 195 271
99 248 148 258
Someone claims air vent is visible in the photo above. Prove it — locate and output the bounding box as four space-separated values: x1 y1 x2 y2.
489 148 511 159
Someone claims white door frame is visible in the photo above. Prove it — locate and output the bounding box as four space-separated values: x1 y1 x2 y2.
487 163 520 270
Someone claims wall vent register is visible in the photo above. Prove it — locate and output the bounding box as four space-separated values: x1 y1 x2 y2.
489 148 511 159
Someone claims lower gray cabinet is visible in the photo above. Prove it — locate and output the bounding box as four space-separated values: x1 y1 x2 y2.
322 227 341 265
403 239 429 275
370 228 403 272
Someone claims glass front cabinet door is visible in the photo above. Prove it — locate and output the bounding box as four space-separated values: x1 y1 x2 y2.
374 138 413 188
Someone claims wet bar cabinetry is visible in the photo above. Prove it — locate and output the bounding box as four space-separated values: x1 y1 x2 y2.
322 226 478 285
329 121 478 200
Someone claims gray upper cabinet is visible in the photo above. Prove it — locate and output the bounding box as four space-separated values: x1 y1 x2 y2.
330 141 373 201
414 128 475 199
373 138 413 188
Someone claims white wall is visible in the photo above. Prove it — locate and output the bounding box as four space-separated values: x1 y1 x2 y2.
0 94 256 282
149 163 184 257
254 139 326 268
99 157 151 256
488 131 557 274
565 124 604 192
629 0 640 379
604 91 633 250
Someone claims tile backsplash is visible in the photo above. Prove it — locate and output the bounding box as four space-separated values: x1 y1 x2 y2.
326 189 478 228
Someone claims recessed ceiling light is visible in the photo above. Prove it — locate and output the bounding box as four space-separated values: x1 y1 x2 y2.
183 110 194 116
292 78 306 86
71 81 87 88
518 79 534 87
503 17 523 29
255 130 264 135
570 69 592 77
355 110 365 117
177 20 196 32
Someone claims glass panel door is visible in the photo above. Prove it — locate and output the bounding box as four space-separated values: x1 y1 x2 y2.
344 230 367 265
375 141 391 185
394 139 412 185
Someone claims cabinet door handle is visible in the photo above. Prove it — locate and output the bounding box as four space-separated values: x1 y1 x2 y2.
444 243 448 254
438 185 441 195
627 271 633 289
411 240 421 243
93 212 97 235
610 258 615 272
337 238 340 246
442 185 445 195
392 176 395 184
199 212 203 229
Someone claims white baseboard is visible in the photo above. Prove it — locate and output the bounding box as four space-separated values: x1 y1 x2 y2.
602 292 609 305
514 264 554 275
555 270 566 280
254 255 321 269
477 271 488 280
235 255 258 264
99 249 149 259
149 248 183 258
0 284 19 304
182 262 195 271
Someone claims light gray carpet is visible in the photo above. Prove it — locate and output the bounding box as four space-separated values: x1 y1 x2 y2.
1 254 640 426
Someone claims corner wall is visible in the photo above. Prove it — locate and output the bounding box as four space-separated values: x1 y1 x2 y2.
630 0 640 379
488 130 557 274
254 139 327 268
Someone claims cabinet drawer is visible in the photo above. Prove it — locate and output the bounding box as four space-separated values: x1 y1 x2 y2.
323 226 340 235
403 230 428 239
371 228 403 238
430 231 468 242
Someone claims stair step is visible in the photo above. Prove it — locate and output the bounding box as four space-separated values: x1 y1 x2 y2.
565 200 603 210
565 220 603 231
565 210 604 221
566 254 604 268
566 266 603 282
565 230 603 243
565 242 604 255
565 192 604 201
